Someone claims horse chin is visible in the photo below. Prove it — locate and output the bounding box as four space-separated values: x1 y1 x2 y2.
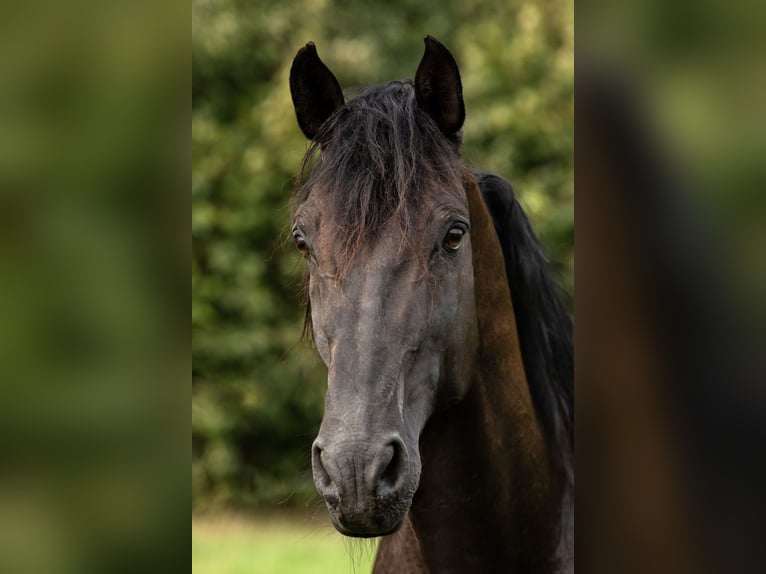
331 516 406 539
326 496 412 538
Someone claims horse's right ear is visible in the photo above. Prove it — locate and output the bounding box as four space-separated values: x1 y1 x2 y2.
289 42 344 141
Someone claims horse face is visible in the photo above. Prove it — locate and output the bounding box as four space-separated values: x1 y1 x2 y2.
289 36 474 537
292 198 478 536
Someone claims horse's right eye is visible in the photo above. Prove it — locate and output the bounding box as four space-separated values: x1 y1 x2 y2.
293 230 309 257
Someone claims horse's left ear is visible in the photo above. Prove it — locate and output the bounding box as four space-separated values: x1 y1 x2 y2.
290 42 345 140
414 36 465 137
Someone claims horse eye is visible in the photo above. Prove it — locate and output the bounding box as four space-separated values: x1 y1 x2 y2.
443 226 465 253
293 230 309 256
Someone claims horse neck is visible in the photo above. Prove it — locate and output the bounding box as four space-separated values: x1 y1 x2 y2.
407 176 563 573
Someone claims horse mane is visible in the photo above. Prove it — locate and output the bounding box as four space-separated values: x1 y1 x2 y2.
475 172 574 483
293 81 466 276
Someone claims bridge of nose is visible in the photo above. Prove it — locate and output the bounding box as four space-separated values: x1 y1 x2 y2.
313 240 426 504
327 257 427 381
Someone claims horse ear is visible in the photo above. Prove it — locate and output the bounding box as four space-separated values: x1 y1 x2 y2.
289 42 345 140
414 36 465 137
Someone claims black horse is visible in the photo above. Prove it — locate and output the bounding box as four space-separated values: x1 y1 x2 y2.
289 37 573 573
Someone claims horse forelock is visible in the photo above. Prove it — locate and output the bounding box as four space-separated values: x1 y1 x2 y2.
292 81 466 277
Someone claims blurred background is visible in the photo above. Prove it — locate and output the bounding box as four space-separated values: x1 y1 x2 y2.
577 0 766 572
192 0 572 570
8 0 762 571
0 2 186 573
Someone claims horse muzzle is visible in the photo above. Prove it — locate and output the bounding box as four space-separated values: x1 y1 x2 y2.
311 433 416 537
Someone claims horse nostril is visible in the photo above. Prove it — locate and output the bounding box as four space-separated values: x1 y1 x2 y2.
374 437 407 497
312 442 334 492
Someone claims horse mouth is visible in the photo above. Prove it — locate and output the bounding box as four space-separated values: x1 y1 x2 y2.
323 492 412 538
334 521 404 538
328 507 407 538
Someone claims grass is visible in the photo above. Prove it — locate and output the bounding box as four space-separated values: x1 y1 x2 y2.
192 512 379 574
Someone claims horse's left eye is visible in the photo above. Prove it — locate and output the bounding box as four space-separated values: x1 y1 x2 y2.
443 226 465 253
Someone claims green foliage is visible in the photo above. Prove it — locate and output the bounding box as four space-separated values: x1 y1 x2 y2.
192 0 573 509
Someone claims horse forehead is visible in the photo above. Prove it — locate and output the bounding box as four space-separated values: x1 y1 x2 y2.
314 213 413 256
345 238 422 280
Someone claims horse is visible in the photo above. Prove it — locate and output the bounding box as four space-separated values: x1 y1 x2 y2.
288 36 573 573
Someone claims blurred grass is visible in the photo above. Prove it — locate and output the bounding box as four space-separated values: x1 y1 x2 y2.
192 514 378 574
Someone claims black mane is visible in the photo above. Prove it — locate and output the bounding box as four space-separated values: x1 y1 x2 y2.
476 172 574 482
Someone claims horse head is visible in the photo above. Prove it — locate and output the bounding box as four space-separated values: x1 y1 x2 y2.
289 37 479 537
